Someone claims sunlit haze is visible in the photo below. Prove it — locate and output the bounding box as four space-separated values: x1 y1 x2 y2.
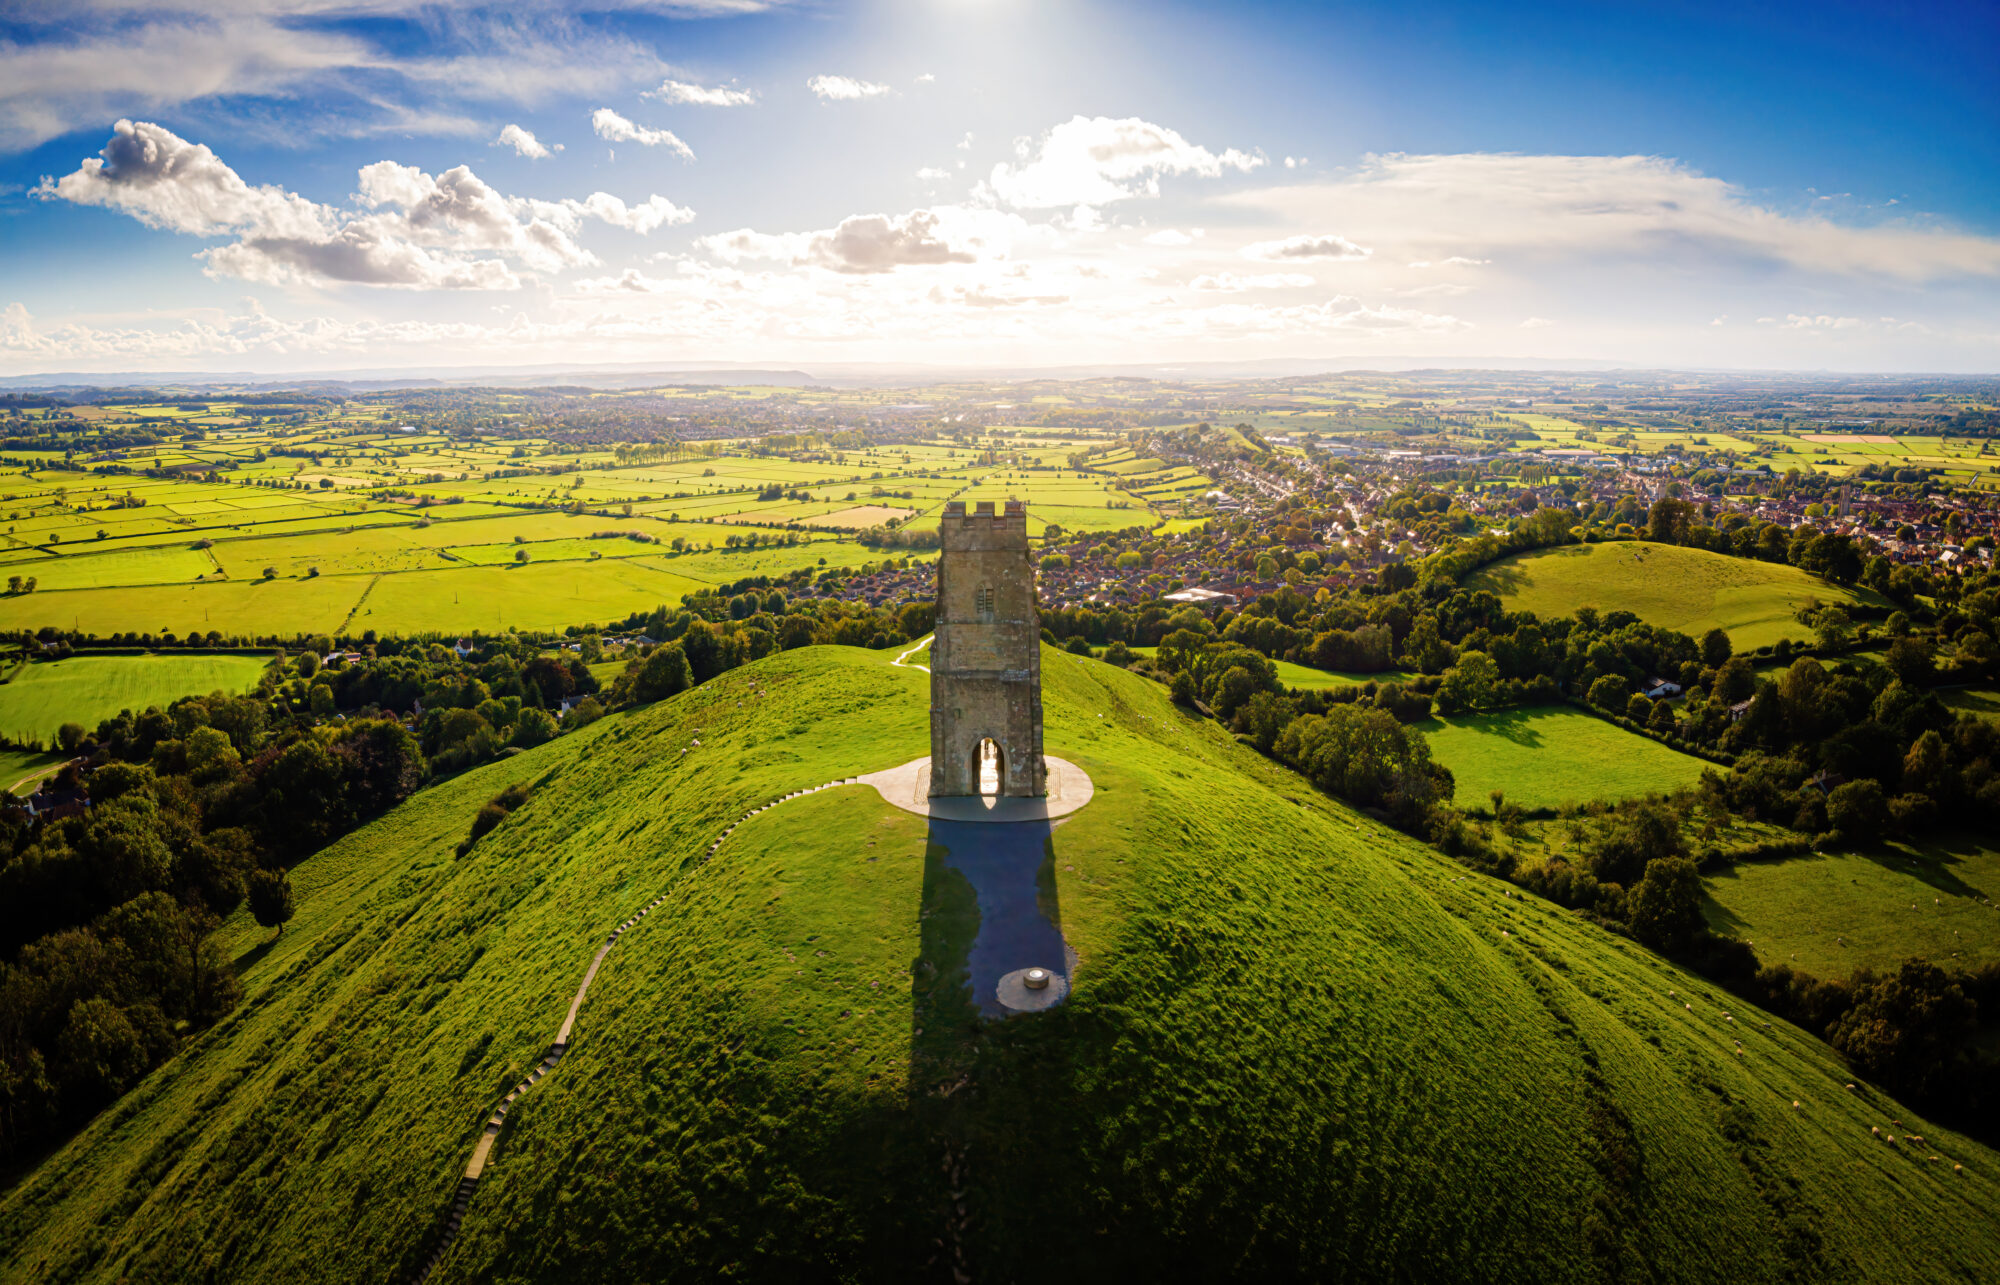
1 0 1996 374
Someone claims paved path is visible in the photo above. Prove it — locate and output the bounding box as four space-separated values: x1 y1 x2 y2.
858 755 1094 823
6 761 65 795
413 639 1087 1280
411 768 878 1283
892 634 933 672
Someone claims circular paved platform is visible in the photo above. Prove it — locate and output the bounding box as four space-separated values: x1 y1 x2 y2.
856 755 1094 823
995 966 1070 1012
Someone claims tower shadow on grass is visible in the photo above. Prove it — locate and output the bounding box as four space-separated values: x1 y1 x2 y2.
906 816 1089 1277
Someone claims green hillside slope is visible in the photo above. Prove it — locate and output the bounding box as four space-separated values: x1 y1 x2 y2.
1466 540 1880 649
3 645 1997 1283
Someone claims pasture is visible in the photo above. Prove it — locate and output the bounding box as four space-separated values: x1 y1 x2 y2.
1703 837 2000 976
1467 539 1879 649
0 652 272 742
0 421 1183 636
1420 704 1712 811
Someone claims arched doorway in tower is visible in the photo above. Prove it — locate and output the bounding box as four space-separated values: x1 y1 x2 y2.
976 737 1005 796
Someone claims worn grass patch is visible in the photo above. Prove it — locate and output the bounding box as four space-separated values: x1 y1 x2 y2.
1421 704 1712 811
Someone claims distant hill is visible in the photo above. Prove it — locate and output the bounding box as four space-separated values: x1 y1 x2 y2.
3 646 1995 1282
1466 539 1886 650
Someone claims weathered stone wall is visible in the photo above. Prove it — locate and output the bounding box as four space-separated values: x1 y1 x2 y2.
930 499 1045 797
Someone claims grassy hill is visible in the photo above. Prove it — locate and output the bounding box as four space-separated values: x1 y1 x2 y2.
0 653 272 743
1421 705 1714 811
1467 540 1880 649
3 645 1998 1282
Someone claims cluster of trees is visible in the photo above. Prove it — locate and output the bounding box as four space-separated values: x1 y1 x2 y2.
0 632 626 1160
0 704 424 1159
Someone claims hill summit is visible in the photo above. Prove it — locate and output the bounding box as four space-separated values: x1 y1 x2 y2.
3 645 1996 1282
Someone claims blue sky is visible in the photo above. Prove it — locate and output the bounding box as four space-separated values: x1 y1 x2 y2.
1 0 1995 373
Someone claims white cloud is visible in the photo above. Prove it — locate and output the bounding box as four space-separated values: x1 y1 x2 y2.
700 208 983 274
37 119 332 240
1518 316 1553 328
0 12 690 153
591 109 694 160
0 16 375 152
915 167 952 181
1243 233 1371 262
495 124 555 158
1142 229 1194 246
36 120 688 291
647 79 755 107
984 115 1262 208
1188 272 1314 292
807 74 890 101
1229 153 2000 281
1776 314 1863 330
518 192 695 235
916 73 936 84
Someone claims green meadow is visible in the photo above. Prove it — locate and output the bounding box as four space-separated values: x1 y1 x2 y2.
4 646 1996 1282
1703 837 2000 976
0 652 273 742
1421 704 1713 811
0 428 1183 637
1468 540 1881 649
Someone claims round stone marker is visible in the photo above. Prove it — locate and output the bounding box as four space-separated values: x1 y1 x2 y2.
996 967 1068 1013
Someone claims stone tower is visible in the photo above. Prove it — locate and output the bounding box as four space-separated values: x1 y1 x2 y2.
930 499 1045 798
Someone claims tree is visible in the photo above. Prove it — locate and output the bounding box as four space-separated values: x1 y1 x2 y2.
1699 627 1732 668
1587 674 1627 710
1813 605 1852 649
1587 801 1685 885
1645 497 1693 545
1885 637 1934 687
632 642 693 703
513 706 558 748
1436 650 1499 714
1714 657 1755 704
56 722 86 753
1625 693 1652 723
1827 961 1976 1098
1901 730 1950 799
4 575 18 595
247 869 294 935
1826 778 1889 842
1629 856 1704 950
262 566 278 580
54 997 153 1107
514 548 529 564
1647 699 1677 734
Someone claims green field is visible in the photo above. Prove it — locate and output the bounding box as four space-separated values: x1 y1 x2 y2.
0 745 63 792
1940 686 2000 722
1704 837 2000 976
1421 704 1713 810
0 652 273 742
1467 540 1879 649
4 645 1996 1281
